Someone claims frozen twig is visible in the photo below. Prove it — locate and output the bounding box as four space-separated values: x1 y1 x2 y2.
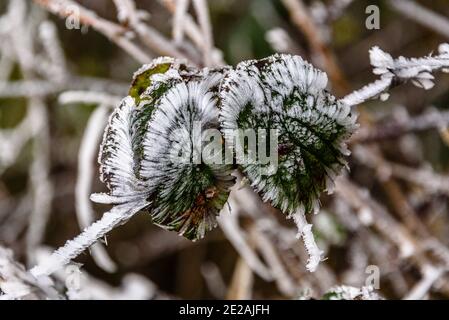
38 21 68 82
292 210 324 272
0 80 59 98
0 77 128 98
67 273 159 300
310 0 354 25
0 107 40 173
281 0 349 94
26 99 53 266
342 44 449 106
172 0 190 44
265 28 305 56
161 0 225 66
324 285 381 300
112 0 140 25
309 0 354 43
336 177 416 258
353 145 449 197
4 0 54 266
251 226 298 296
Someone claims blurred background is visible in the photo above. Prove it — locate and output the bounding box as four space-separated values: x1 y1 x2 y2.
1 0 449 300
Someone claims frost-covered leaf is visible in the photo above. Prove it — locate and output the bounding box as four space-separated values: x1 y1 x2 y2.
220 54 357 216
129 57 200 168
140 69 234 240
95 56 234 240
96 96 148 204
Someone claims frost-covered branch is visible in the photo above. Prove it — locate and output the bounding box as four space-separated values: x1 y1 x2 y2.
323 285 381 300
30 199 149 277
292 211 324 272
38 21 67 83
352 108 449 143
26 99 53 265
336 177 416 258
265 28 305 56
281 0 349 94
217 200 273 281
354 145 449 197
342 44 449 106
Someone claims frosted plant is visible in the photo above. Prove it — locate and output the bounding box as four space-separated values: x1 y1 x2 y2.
94 57 235 240
220 54 357 271
31 54 357 276
138 70 235 240
31 58 233 277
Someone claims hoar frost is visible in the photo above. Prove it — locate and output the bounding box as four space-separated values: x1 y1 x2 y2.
96 54 357 264
32 54 358 276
